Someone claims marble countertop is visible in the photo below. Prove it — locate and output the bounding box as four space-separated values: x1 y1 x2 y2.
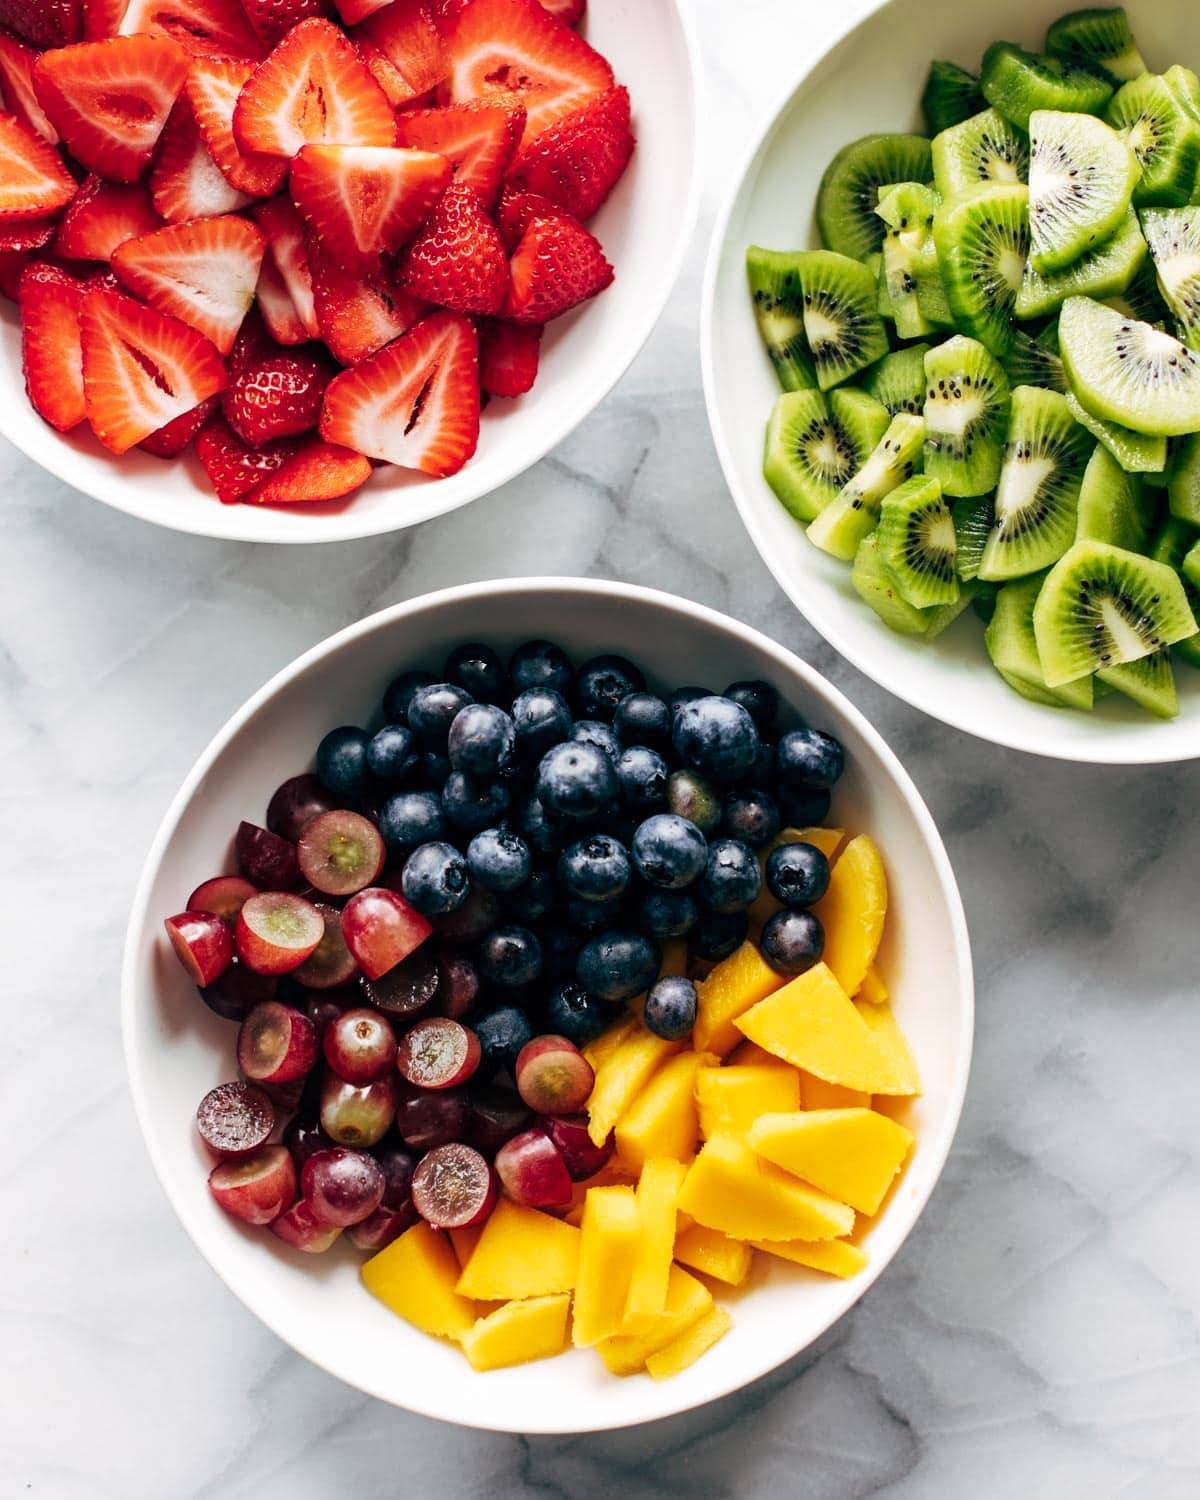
5 2 1200 1495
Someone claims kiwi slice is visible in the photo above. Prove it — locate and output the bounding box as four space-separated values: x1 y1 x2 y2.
1033 538 1198 683
1148 515 1200 666
876 474 960 606
807 412 926 560
933 182 1030 357
851 532 976 637
923 334 1012 496
793 250 890 391
862 344 929 415
1002 323 1068 392
1098 648 1180 717
978 385 1094 580
1184 539 1200 587
817 134 934 262
1044 7 1147 85
981 42 1113 132
952 494 995 580
1074 443 1153 548
922 61 987 135
763 387 890 521
1101 256 1173 325
1064 389 1167 473
876 182 952 337
867 252 891 324
1059 295 1200 435
985 573 1094 708
1107 75 1200 208
1028 110 1139 273
1016 208 1147 319
746 247 817 392
1167 431 1200 523
1140 208 1200 349
931 108 1029 198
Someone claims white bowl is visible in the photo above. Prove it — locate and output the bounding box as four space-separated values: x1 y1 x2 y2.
702 0 1200 764
122 578 973 1432
0 1 700 545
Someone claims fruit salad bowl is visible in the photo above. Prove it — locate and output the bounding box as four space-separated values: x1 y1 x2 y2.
702 0 1200 763
122 578 972 1431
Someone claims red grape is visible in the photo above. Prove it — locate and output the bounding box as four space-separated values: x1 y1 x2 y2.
373 1142 418 1217
362 950 439 1017
236 892 325 976
431 887 498 943
237 1001 319 1085
196 1081 274 1158
542 1114 613 1180
293 903 359 989
187 876 258 926
208 1145 296 1225
347 1205 410 1251
164 911 234 987
395 1086 470 1152
318 1069 397 1147
267 774 337 842
200 962 278 1023
341 887 433 980
514 1035 594 1115
298 810 386 898
301 989 354 1035
435 952 480 1019
396 1018 481 1090
323 1007 396 1084
270 1198 341 1253
283 1113 336 1169
494 1129 573 1209
468 1086 532 1156
235 821 299 888
411 1143 496 1229
301 1147 386 1227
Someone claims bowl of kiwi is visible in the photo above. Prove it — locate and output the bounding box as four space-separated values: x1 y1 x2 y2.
702 0 1200 762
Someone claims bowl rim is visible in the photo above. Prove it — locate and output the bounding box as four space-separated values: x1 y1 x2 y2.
0 0 704 548
120 576 974 1431
698 0 1200 767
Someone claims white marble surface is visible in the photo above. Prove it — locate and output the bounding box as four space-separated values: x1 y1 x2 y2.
5 2 1200 1494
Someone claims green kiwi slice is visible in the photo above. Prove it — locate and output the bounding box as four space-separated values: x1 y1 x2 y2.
1140 208 1200 348
952 495 995 580
850 532 976 637
1044 7 1147 85
1101 256 1173 325
807 411 926 560
1074 443 1153 548
1148 516 1200 666
1107 75 1200 208
985 573 1095 708
763 387 890 521
746 247 817 392
981 42 1113 132
876 474 960 606
1184 539 1200 587
922 61 987 134
795 250 890 390
978 385 1094 580
1033 538 1198 683
876 182 952 338
1028 110 1140 273
1064 389 1167 473
1167 431 1200 523
862 344 929 415
817 134 934 262
931 109 1029 199
923 334 1012 496
1002 323 1068 392
1098 648 1180 717
1015 208 1147 319
1059 295 1200 435
933 182 1030 357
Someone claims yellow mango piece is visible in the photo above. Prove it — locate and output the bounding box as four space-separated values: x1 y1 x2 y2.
659 937 688 978
572 1185 641 1346
455 1199 581 1300
855 1000 922 1096
625 1158 687 1328
674 1223 753 1286
747 1108 914 1216
586 1025 683 1146
727 1039 789 1069
858 964 889 1004
596 1265 713 1375
800 1072 871 1110
677 1132 854 1241
460 1295 571 1371
362 1222 476 1341
814 833 888 996
582 1013 639 1072
448 1225 483 1270
749 826 846 927
736 962 879 1092
560 1159 637 1225
694 941 787 1056
751 1237 868 1278
645 1304 733 1380
696 1064 801 1139
615 1051 703 1170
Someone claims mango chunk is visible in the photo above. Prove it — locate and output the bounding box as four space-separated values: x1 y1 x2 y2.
814 834 888 996
582 1014 639 1072
727 1039 788 1069
596 1264 713 1375
448 1224 483 1270
586 1025 683 1146
674 1223 753 1286
362 1222 476 1341
645 1305 733 1380
800 1072 871 1110
747 1108 914 1215
625 1158 687 1328
460 1295 571 1371
694 941 787 1055
858 965 889 1004
677 1132 854 1242
749 825 846 928
696 1063 801 1139
855 1000 922 1096
572 1185 641 1346
615 1051 703 1170
736 962 879 1091
455 1199 581 1300
751 1237 868 1279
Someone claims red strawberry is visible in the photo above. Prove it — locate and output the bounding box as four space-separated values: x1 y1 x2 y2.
290 143 451 270
506 210 610 323
445 0 611 148
254 252 308 343
0 28 61 143
0 215 56 250
321 308 478 475
306 234 426 363
79 283 227 452
0 246 29 297
396 178 508 315
495 182 556 249
55 175 161 261
150 98 252 223
139 391 219 455
252 193 318 336
479 316 539 397
117 0 263 59
507 85 633 221
227 301 271 373
34 35 189 183
354 0 445 108
233 17 394 161
82 0 129 39
18 261 86 431
0 113 76 222
393 98 523 207
0 1 82 50
432 0 584 30
185 57 287 198
112 213 265 353
248 434 372 504
223 346 331 444
196 411 300 500
237 0 329 51
332 0 389 22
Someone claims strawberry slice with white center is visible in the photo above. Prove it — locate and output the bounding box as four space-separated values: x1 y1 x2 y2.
18 261 86 431
444 0 611 148
307 232 426 363
150 98 252 222
0 113 77 221
252 193 319 336
34 34 190 183
353 0 445 108
321 308 479 475
233 16 395 161
392 98 524 208
290 143 451 270
254 254 309 344
0 28 61 143
80 283 227 453
185 56 288 197
112 214 265 354
55 175 162 261
117 0 264 60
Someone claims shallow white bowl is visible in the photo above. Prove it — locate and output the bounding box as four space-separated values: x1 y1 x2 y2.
122 578 973 1431
0 0 699 544
702 0 1200 763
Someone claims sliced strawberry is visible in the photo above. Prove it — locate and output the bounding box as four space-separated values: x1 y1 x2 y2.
321 308 478 475
354 0 444 108
227 301 271 374
541 0 584 23
396 178 507 315
0 114 76 223
150 97 251 221
223 345 331 444
252 193 318 336
55 175 161 261
34 35 189 183
0 1 82 50
333 0 389 22
306 239 423 364
139 390 218 455
185 56 287 197
250 434 371 504
79 283 227 453
82 0 129 39
0 28 61 144
18 261 86 431
495 182 556 249
0 246 28 298
290 143 450 271
112 213 264 353
118 0 263 59
479 316 539 397
233 17 394 161
196 411 299 500
0 214 57 250
393 99 523 207
507 84 632 221
237 0 329 51
506 210 610 324
254 253 307 343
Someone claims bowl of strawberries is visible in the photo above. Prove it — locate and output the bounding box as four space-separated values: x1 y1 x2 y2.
0 0 700 541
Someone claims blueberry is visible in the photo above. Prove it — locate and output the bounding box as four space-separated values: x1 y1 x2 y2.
613 692 670 747
540 922 582 982
382 668 434 723
617 745 669 811
401 841 470 916
576 654 645 721
723 787 781 850
366 723 418 783
536 741 618 820
512 687 572 760
506 867 556 923
379 789 446 849
558 834 630 903
443 642 506 704
518 792 565 853
448 702 516 778
637 887 698 939
407 682 474 747
776 784 832 827
576 929 660 1002
478 924 543 988
566 893 626 931
315 725 370 797
545 981 610 1047
466 828 531 893
691 910 748 961
571 719 621 763
765 841 830 909
418 750 452 791
473 1005 534 1077
761 909 824 976
441 771 510 833
666 768 721 834
644 976 698 1041
631 813 708 889
723 679 780 732
775 728 845 789
669 685 711 717
746 738 777 788
697 838 761 914
510 639 573 697
673 695 761 782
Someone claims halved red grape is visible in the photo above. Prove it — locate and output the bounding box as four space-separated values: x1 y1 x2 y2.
323 1007 396 1084
373 1142 418 1217
196 1081 274 1158
468 1086 532 1156
341 887 433 981
542 1114 613 1180
494 1128 573 1209
411 1142 496 1229
293 903 359 989
301 988 354 1035
200 962 278 1022
361 950 439 1017
164 911 234 987
302 1147 386 1227
431 887 499 943
435 952 479 1019
187 876 258 926
395 1085 470 1152
318 1069 397 1147
237 1000 319 1085
283 1113 336 1169
298 810 386 898
236 892 325 975
270 1198 341 1253
208 1144 296 1225
267 774 337 842
396 1018 481 1090
347 1204 409 1251
515 1035 594 1115
236 821 300 888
